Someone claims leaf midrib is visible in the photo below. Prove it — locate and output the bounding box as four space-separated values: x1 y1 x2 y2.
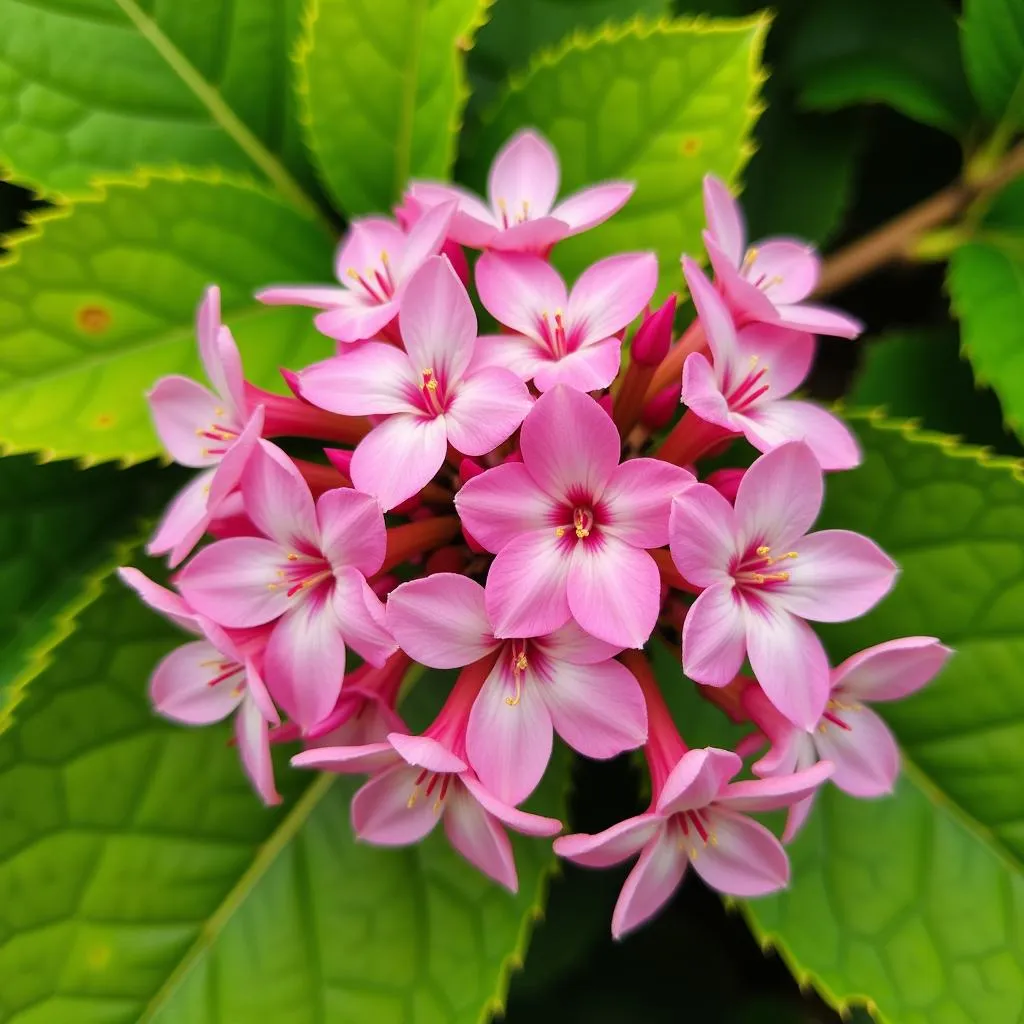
393 0 429 198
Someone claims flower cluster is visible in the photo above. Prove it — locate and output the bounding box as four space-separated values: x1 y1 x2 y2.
122 129 952 938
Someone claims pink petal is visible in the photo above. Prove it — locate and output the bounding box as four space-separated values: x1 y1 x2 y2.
396 200 456 280
689 808 789 897
717 759 833 812
335 217 408 280
745 597 830 730
567 537 660 649
520 385 620 503
536 654 647 759
466 332 549 382
531 337 623 393
292 741 399 775
454 462 559 553
206 407 265 511
316 488 387 576
488 216 571 252
656 747 741 816
734 441 823 552
553 813 663 868
256 284 350 309
409 181 498 247
783 793 816 843
747 240 819 304
705 235 777 323
349 413 449 512
611 824 686 939
150 640 243 724
204 327 246 420
485 530 573 639
774 302 863 340
602 458 694 549
147 469 216 567
740 401 861 471
680 352 736 431
388 732 467 774
460 773 563 836
263 595 347 731
117 567 197 633
445 367 533 456
297 346 417 417
781 529 898 622
669 485 738 588
475 251 568 340
552 182 634 233
236 691 281 806
702 175 746 266
568 253 657 344
331 567 396 667
196 285 221 349
682 257 741 371
242 440 320 550
351 763 445 845
681 583 747 687
314 301 400 344
399 256 476 385
444 784 519 891
834 637 953 703
243 655 280 725
734 322 815 401
815 704 900 797
177 537 291 627
387 574 496 668
487 129 560 217
148 376 226 468
466 654 553 805
535 620 622 665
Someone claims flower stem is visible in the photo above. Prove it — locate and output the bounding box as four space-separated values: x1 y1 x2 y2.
649 548 700 595
612 359 656 437
246 384 371 445
292 458 349 496
656 410 734 467
644 320 707 401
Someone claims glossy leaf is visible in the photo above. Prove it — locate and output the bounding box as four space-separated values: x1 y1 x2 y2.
0 0 322 217
300 0 489 215
0 172 334 465
948 178 1024 441
962 0 1024 130
466 16 767 295
0 563 570 1023
740 413 1024 1023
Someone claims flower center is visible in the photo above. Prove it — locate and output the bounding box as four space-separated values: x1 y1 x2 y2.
537 309 572 359
419 368 447 416
506 640 529 706
740 246 784 293
819 697 857 733
734 544 797 586
724 354 771 412
555 505 596 541
496 197 530 228
267 551 334 598
676 808 718 858
407 768 453 813
195 413 238 458
346 250 395 304
201 656 246 697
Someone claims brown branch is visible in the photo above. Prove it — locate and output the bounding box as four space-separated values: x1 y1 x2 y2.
815 142 1024 298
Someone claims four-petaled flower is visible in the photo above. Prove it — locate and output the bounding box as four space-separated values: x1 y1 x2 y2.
411 129 633 252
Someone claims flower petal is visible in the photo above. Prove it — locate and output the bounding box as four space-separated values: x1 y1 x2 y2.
409 181 498 247
656 747 741 816
747 240 819 304
117 567 197 633
242 440 320 550
734 322 815 400
681 582 747 687
396 200 456 281
669 483 738 588
388 732 467 773
536 654 647 759
833 637 953 702
466 332 549 382
256 284 350 309
314 301 401 344
553 813 663 868
485 530 573 639
351 764 444 845
316 487 387 575
236 690 281 806
386 573 496 668
292 741 399 775
735 441 823 552
475 251 568 340
466 654 554 805
454 461 559 553
568 253 657 344
531 337 623 394
297 346 417 417
552 182 634 233
332 566 396 668
150 640 243 724
702 175 745 266
535 619 622 665
460 773 563 836
689 808 789 897
146 469 216 568
488 216 570 252
717 760 833 812
445 367 533 456
782 793 816 843
682 257 741 372
335 216 407 279
567 537 660 649
205 407 265 511
773 301 863 339
681 352 736 431
200 323 246 421
443 784 519 892
520 385 620 503
740 400 861 471
781 529 898 622
705 234 777 322
602 458 694 548
147 376 225 467
611 824 687 939
815 705 900 797
487 129 560 217
349 413 449 512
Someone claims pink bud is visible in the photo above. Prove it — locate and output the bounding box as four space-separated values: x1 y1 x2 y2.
279 367 303 398
705 467 744 504
640 383 680 430
324 447 353 477
597 393 614 418
459 457 485 484
631 294 676 367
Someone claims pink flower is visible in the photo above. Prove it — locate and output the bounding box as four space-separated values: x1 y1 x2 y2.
297 256 533 511
386 572 647 805
456 385 693 647
669 442 898 729
176 441 396 732
409 129 633 252
555 745 831 938
293 661 562 892
147 286 265 565
702 175 863 339
117 568 281 805
744 637 953 840
256 203 455 344
474 250 657 392
681 258 860 470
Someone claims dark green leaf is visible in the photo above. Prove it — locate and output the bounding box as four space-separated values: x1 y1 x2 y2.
962 0 1024 130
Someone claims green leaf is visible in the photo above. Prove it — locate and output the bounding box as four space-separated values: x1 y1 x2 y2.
0 562 570 1023
0 171 335 465
742 413 1024 1023
948 178 1024 441
962 0 1024 131
786 0 975 135
465 16 767 295
299 0 491 216
0 457 176 731
0 0 324 219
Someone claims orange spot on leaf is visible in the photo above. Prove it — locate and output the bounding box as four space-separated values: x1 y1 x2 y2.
681 137 702 157
77 305 112 334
